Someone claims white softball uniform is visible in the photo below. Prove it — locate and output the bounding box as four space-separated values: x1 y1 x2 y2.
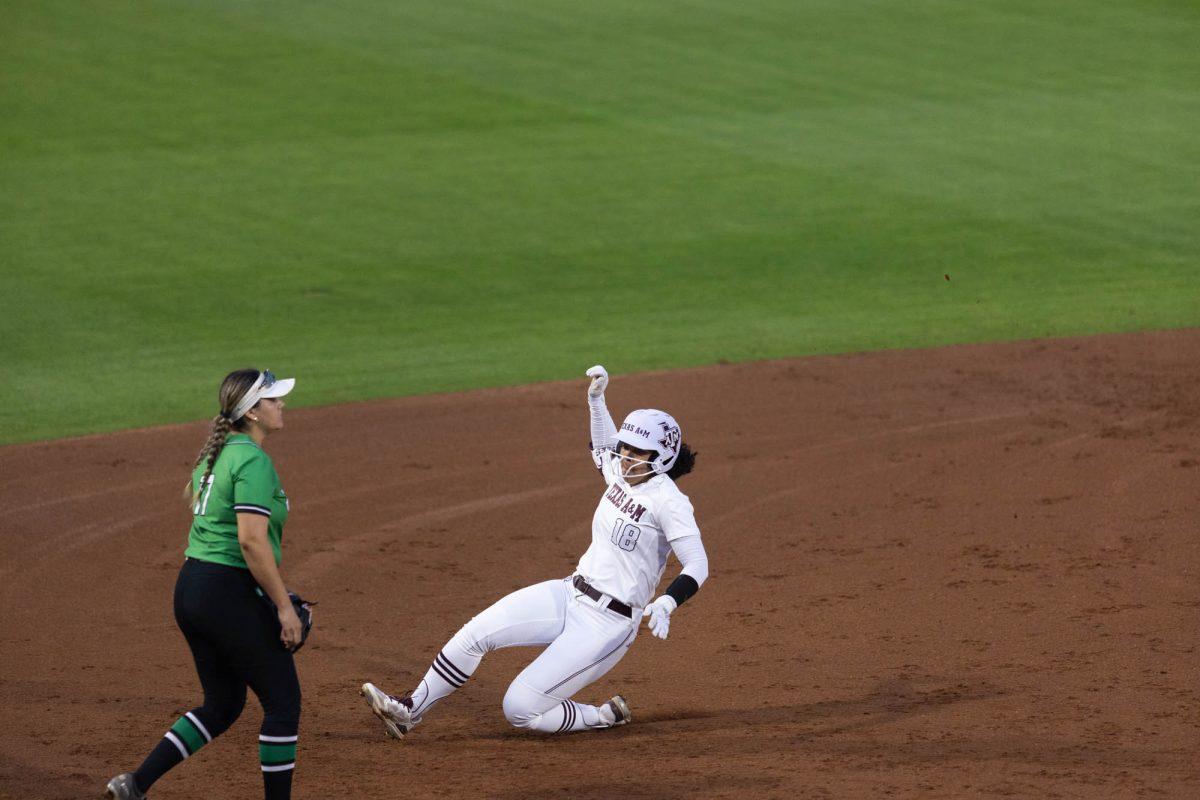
396 392 708 734
576 449 702 609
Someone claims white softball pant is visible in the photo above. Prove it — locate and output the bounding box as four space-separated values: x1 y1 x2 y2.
412 577 638 732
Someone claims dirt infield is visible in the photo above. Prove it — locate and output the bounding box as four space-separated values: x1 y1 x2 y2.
1 330 1197 799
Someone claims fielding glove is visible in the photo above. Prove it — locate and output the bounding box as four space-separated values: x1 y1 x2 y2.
255 588 316 652
586 365 609 399
642 595 677 640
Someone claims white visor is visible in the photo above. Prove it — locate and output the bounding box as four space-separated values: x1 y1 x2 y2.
261 377 295 399
230 370 294 421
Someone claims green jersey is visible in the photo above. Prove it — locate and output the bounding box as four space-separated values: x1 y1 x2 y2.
185 433 289 568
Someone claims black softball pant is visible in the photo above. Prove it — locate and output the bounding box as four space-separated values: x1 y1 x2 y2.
171 557 300 793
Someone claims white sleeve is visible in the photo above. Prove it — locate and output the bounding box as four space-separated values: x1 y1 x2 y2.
589 394 617 451
592 449 619 485
660 491 701 542
669 535 709 587
589 395 619 482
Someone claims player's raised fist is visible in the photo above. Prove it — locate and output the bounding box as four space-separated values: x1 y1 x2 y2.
586 365 609 398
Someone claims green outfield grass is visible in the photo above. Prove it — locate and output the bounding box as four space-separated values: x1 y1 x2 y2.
2 0 1197 443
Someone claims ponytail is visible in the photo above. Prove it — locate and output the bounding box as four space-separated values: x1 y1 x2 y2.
187 414 233 506
667 442 697 480
185 368 260 507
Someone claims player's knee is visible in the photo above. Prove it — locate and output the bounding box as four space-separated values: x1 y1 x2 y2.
258 681 301 731
451 620 489 659
200 689 246 736
266 696 301 730
501 681 544 729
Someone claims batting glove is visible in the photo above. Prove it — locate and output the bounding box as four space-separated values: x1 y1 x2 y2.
642 595 677 640
586 365 609 399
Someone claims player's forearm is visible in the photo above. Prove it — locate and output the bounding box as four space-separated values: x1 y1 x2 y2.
239 530 290 607
589 394 617 450
666 535 708 606
679 557 709 586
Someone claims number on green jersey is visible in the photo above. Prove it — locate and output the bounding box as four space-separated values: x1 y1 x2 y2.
193 474 215 516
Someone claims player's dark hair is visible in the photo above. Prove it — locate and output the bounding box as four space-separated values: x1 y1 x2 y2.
666 442 697 480
183 369 261 505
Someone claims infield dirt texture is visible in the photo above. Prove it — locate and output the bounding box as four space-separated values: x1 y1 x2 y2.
2 330 1197 798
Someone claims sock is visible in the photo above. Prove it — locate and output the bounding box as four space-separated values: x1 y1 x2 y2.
539 699 606 733
260 733 297 800
133 711 213 791
408 642 481 718
596 701 619 726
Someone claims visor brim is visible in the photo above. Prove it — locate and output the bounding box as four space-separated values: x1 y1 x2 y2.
260 377 295 398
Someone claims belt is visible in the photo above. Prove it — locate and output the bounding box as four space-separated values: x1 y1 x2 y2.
572 575 632 618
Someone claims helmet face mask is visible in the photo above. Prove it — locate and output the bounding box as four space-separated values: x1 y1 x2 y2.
616 409 682 478
614 446 656 481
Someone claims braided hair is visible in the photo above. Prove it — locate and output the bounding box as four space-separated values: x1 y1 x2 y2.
185 368 261 506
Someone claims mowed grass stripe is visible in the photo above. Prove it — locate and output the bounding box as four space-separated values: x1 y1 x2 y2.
2 0 1197 443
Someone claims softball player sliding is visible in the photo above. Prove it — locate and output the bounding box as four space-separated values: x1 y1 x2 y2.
361 365 709 736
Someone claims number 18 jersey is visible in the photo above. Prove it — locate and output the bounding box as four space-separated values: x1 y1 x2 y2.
574 449 702 609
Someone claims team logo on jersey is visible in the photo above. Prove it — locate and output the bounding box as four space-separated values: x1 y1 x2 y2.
604 483 647 522
658 422 680 454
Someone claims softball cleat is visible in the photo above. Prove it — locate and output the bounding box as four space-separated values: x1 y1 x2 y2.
360 682 416 739
104 773 147 799
604 695 631 727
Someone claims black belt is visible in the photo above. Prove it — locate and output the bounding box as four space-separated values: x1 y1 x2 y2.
572 575 632 618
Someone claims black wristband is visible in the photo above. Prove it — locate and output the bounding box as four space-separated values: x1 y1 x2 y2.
664 574 699 607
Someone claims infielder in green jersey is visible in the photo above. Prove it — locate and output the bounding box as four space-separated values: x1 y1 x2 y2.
106 369 302 800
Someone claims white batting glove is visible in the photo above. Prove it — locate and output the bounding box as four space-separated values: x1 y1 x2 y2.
642 595 677 640
586 365 609 399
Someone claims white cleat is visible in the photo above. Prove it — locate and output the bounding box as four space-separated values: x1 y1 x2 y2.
601 695 631 727
360 682 416 740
